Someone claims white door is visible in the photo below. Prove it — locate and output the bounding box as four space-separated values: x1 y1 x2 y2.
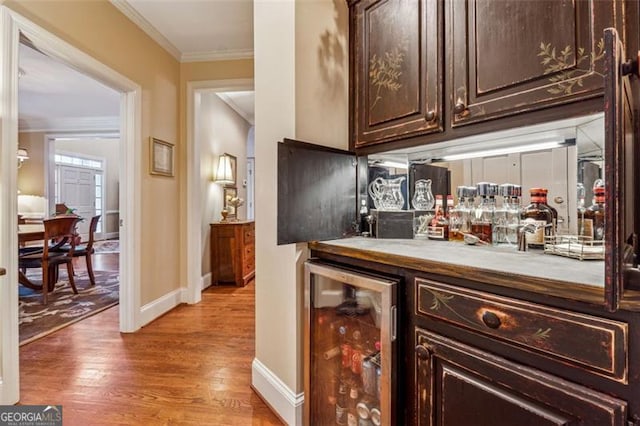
58 165 97 238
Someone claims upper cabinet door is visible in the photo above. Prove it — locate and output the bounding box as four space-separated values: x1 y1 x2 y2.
603 28 639 312
277 139 358 245
450 0 615 127
352 0 443 148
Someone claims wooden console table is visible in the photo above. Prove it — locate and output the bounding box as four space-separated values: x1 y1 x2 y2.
210 220 255 287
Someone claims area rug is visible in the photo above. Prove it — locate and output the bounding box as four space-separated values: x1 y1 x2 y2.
93 239 120 253
19 269 119 345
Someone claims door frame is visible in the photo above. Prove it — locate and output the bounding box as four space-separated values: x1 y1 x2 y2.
0 7 142 403
185 79 253 304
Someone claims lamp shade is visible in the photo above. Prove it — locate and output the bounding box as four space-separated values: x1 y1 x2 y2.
214 154 234 184
17 148 29 161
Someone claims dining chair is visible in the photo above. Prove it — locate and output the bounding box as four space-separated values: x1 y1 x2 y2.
18 216 80 305
52 215 101 287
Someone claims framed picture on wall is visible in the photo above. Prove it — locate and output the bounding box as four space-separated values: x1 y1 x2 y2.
150 137 174 177
223 186 238 219
224 153 237 188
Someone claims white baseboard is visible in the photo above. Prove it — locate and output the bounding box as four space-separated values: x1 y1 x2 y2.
201 272 212 291
139 288 182 327
252 358 304 425
103 232 119 240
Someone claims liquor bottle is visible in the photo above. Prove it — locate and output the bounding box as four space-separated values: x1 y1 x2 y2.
427 195 449 240
359 199 369 236
521 188 553 248
346 380 360 426
471 182 497 244
583 180 605 240
335 380 348 425
494 184 520 245
448 187 467 242
339 324 353 371
350 330 364 376
508 185 522 244
538 188 558 233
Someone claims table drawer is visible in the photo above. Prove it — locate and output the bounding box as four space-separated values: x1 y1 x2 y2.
416 278 628 383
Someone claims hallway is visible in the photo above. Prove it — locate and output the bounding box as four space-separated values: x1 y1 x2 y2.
19 277 283 425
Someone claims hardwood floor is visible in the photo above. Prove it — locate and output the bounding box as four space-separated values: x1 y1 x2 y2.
19 253 283 425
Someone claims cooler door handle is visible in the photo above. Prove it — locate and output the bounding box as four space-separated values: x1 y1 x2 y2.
390 305 397 342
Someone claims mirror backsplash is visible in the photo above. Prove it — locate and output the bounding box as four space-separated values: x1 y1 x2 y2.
367 113 604 236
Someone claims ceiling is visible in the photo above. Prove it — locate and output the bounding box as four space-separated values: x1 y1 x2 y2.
111 0 253 62
18 0 255 133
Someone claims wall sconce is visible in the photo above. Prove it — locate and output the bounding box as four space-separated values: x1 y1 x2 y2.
17 148 29 169
214 153 234 184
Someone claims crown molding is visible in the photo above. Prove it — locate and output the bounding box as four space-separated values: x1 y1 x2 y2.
110 0 182 61
19 116 120 133
181 49 254 63
216 93 254 125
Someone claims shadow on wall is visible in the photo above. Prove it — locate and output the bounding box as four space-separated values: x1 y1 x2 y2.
318 0 348 101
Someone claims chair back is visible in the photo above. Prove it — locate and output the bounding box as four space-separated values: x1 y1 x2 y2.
85 215 101 251
43 216 80 258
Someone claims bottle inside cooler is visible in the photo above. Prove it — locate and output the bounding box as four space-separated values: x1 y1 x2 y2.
310 280 384 425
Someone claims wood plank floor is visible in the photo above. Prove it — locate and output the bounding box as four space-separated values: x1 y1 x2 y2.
19 253 283 425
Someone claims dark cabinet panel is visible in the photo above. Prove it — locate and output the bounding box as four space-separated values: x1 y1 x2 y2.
416 278 628 382
277 139 357 245
415 329 628 426
351 0 443 147
603 27 639 310
449 0 616 126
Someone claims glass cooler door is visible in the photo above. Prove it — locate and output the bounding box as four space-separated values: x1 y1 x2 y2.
304 260 397 426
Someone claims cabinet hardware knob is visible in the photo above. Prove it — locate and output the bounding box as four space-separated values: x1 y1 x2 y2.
415 344 430 360
481 311 502 329
453 102 468 115
425 110 437 122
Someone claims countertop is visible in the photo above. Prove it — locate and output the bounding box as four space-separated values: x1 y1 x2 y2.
309 237 608 304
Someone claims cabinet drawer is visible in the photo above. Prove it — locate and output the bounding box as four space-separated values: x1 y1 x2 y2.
243 226 255 244
243 258 255 276
416 278 628 383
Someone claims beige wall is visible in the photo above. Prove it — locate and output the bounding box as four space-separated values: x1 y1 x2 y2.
5 0 180 305
254 0 349 410
16 132 46 196
197 92 250 276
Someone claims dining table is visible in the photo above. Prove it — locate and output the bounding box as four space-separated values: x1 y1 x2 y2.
18 223 46 290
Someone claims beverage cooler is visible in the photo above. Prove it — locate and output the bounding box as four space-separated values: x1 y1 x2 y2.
304 260 398 425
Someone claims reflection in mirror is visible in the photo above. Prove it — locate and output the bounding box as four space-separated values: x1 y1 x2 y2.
367 154 409 210
400 113 604 237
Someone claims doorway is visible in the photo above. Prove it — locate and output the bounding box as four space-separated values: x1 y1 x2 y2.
185 79 253 303
0 7 142 404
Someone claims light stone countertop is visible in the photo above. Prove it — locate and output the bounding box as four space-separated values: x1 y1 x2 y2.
313 237 605 288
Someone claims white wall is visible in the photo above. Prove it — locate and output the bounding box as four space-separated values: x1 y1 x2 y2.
197 91 250 275
55 137 120 236
253 0 349 423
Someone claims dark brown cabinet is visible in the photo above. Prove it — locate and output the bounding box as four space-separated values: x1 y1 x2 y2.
449 0 617 127
348 0 632 152
351 0 443 148
210 221 254 287
415 329 628 426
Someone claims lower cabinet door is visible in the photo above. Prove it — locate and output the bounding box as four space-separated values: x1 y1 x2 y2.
415 329 627 426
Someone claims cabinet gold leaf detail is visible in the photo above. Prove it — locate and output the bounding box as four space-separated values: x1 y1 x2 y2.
538 39 604 95
531 327 552 340
369 40 408 110
426 289 477 327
